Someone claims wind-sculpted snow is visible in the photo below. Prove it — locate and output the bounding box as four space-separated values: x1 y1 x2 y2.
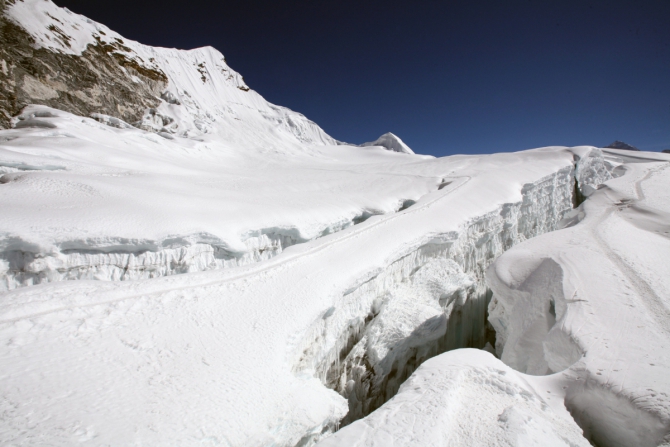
316 350 591 447
313 152 670 447
487 154 670 446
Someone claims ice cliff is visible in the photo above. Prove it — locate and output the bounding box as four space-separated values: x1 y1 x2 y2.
322 150 670 447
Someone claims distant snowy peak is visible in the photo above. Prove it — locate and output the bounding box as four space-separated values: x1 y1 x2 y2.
360 132 415 154
605 140 639 151
0 0 338 148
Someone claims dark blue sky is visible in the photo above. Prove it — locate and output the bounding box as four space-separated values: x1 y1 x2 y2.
54 0 669 156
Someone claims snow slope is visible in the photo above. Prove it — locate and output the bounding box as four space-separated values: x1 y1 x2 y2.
1 143 595 446
1 1 457 291
323 150 670 447
0 105 437 290
488 153 670 446
1 2 670 447
316 349 591 447
3 0 338 146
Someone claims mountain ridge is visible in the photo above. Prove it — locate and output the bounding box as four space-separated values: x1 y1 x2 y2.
0 0 339 150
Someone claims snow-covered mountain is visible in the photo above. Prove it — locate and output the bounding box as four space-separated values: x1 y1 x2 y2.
0 0 337 148
1 2 670 447
360 132 415 154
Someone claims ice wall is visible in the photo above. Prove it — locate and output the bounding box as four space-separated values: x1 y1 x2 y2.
293 163 584 425
0 232 296 290
0 210 396 291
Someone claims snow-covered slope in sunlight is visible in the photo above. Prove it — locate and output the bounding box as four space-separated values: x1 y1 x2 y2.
0 105 436 290
2 145 593 446
323 150 670 447
2 2 670 447
316 349 590 447
2 0 338 148
487 154 670 447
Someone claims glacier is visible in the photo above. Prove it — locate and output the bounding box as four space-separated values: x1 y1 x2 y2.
1 1 670 447
323 149 670 447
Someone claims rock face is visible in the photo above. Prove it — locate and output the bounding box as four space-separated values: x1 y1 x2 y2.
0 0 166 129
662 149 670 154
0 0 339 147
604 140 640 151
360 132 415 154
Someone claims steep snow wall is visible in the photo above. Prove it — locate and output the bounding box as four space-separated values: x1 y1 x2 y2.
294 163 584 425
1 232 298 290
1 0 339 148
0 0 166 128
293 148 614 430
0 200 422 291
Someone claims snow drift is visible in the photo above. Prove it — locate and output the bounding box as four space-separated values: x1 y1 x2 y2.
316 349 591 447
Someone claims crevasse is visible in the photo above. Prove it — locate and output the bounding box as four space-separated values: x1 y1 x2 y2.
293 150 612 431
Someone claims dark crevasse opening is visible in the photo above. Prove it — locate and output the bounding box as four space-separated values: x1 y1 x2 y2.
328 284 498 427
573 175 587 208
293 162 595 436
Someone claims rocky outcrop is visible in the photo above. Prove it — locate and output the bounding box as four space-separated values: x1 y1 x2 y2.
0 0 166 129
605 140 640 151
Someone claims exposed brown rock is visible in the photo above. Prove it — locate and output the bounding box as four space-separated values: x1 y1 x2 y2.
0 5 167 128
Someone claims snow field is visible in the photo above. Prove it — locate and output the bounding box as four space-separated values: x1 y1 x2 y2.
3 1 669 445
488 157 670 446
316 151 670 447
0 106 438 291
0 147 592 446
